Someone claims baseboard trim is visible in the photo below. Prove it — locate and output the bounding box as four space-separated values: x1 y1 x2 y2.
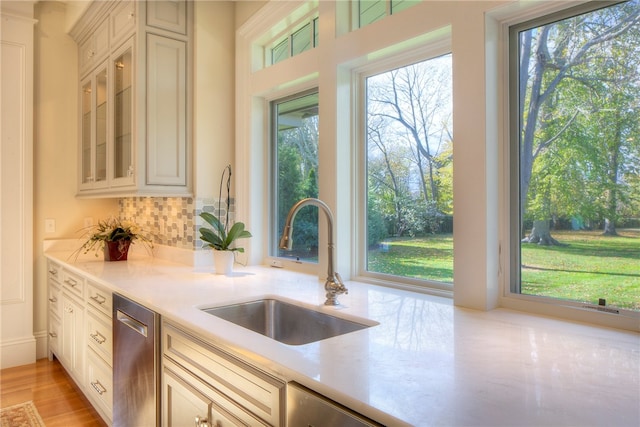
1 335 36 369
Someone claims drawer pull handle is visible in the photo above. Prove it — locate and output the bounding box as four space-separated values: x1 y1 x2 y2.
90 294 106 305
48 297 57 303
90 331 106 344
91 380 107 395
194 416 209 427
48 269 58 275
49 332 57 338
65 278 78 287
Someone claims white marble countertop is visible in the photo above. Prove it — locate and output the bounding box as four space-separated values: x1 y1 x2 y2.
45 247 639 427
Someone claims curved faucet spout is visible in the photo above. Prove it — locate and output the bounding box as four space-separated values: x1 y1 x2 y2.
279 198 348 306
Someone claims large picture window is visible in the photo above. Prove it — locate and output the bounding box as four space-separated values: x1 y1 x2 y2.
271 91 320 262
364 54 453 283
510 1 640 312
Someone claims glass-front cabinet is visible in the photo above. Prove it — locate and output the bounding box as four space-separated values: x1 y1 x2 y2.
72 0 192 197
79 64 109 191
111 42 134 187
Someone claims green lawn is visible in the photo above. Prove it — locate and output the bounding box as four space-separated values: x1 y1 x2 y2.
367 229 640 310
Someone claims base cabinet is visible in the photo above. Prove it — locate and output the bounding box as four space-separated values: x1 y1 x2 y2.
163 358 267 427
162 322 285 426
46 259 113 426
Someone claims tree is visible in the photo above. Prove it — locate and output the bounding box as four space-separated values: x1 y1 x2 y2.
518 3 640 244
366 55 453 237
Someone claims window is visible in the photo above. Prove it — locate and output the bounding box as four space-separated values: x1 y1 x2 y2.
268 17 319 66
364 54 453 283
356 0 420 29
510 1 640 313
271 91 320 262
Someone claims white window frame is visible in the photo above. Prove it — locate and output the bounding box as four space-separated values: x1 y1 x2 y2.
352 42 454 296
492 1 640 329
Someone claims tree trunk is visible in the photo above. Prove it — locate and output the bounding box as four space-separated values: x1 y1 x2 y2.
603 218 618 236
522 220 561 245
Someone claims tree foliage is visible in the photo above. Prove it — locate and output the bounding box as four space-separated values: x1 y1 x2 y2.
518 1 640 239
366 54 453 243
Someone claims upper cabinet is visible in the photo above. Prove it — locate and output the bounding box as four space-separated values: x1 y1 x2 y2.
70 0 192 197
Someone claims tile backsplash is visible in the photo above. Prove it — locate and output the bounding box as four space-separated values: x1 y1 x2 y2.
119 197 235 250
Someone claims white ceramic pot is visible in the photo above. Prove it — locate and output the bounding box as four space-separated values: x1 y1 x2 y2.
213 250 234 275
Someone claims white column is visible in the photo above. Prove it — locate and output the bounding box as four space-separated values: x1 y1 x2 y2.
1 1 36 368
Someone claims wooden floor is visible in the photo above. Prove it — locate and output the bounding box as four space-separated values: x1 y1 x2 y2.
0 358 107 426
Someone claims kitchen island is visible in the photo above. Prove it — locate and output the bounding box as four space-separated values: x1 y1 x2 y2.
44 245 639 427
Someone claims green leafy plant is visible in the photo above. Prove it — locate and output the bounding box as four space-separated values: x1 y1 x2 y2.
199 165 252 252
76 216 153 258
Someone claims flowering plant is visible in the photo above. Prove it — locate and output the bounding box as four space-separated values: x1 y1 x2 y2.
77 217 153 258
199 165 252 252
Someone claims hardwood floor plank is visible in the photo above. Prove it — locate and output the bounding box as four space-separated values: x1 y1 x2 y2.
1 358 107 426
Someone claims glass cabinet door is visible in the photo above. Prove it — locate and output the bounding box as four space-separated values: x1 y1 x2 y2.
81 80 92 186
95 68 107 184
113 44 134 184
79 65 108 190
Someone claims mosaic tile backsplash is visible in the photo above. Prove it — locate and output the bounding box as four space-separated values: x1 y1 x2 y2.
119 197 235 250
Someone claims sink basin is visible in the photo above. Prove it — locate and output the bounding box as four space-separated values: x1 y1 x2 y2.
201 298 375 345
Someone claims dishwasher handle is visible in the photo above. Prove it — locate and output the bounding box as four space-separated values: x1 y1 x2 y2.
117 309 148 337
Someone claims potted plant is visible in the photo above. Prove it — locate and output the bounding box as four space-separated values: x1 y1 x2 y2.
199 165 252 274
77 217 153 261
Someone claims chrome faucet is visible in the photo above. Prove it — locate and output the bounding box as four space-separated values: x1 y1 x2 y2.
279 198 348 306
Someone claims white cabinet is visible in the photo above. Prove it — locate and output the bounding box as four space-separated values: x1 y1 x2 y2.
70 0 192 197
47 260 113 425
58 268 86 385
163 358 264 427
79 19 109 77
84 281 114 424
61 292 85 384
162 322 285 426
79 62 109 190
47 261 62 359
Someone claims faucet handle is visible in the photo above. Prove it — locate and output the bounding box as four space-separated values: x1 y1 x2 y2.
324 272 348 306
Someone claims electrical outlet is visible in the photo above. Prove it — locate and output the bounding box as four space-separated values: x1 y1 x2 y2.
45 218 56 234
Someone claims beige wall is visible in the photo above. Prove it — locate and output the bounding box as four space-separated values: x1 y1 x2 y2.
33 1 119 357
193 0 236 198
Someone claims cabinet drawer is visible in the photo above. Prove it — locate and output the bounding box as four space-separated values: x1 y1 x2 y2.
163 322 285 426
87 310 113 363
48 315 61 355
47 260 62 283
87 282 112 318
62 270 84 299
48 281 61 318
86 348 113 420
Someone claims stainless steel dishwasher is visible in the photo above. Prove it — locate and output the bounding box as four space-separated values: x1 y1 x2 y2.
113 293 160 427
287 382 384 427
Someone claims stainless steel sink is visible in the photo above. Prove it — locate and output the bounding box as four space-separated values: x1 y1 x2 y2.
201 298 375 345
